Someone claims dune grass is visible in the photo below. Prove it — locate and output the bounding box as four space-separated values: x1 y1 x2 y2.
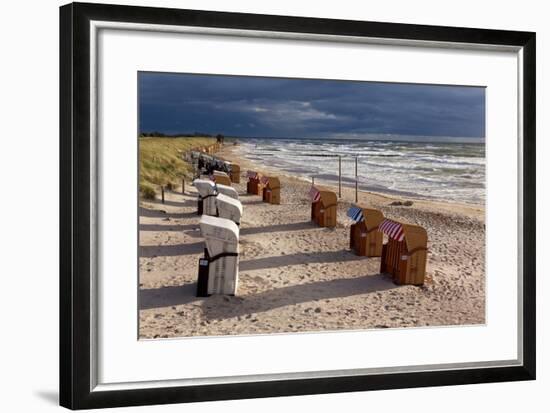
139 136 216 199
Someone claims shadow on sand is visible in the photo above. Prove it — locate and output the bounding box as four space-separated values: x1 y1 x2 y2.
239 249 366 272
140 223 198 232
202 274 396 320
146 198 196 208
139 207 197 220
139 283 201 310
240 199 267 206
240 221 316 236
138 273 396 316
140 242 204 257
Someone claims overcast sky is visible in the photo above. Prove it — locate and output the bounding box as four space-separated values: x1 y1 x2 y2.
139 72 485 140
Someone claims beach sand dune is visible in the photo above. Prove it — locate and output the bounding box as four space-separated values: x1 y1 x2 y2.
139 145 485 338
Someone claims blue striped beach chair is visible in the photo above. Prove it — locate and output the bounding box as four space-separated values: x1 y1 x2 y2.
348 205 384 257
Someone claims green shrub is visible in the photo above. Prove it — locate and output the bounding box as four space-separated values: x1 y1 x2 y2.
140 183 156 200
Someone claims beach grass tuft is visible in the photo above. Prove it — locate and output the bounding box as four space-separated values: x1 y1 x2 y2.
139 136 216 198
139 183 157 200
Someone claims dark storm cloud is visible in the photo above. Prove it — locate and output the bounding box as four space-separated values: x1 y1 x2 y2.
139 72 485 139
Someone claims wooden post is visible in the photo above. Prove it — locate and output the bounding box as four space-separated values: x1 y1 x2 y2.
312 176 315 186
338 155 342 199
355 156 359 203
161 185 165 204
182 178 185 194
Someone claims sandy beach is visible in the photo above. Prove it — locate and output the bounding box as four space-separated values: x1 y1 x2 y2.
139 144 485 339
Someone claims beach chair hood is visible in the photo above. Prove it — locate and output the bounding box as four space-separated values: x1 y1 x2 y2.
379 218 427 251
199 215 239 243
401 223 428 252
362 207 384 230
215 184 239 200
266 177 280 190
193 179 216 197
215 193 243 224
213 170 229 178
319 189 337 208
347 205 383 230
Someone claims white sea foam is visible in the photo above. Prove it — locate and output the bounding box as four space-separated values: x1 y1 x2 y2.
239 137 486 205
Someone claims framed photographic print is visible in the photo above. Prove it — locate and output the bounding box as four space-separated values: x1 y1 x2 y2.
60 2 536 409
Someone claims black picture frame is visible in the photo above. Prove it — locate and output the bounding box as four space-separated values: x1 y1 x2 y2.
60 2 536 410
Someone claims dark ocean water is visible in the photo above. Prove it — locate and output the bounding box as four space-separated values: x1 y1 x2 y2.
239 137 485 205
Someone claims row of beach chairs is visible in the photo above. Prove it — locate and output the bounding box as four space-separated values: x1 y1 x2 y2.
188 142 222 156
243 174 428 286
308 185 428 286
190 151 241 184
192 170 427 298
194 172 242 297
194 171 283 297
195 173 242 224
246 171 281 205
348 205 428 285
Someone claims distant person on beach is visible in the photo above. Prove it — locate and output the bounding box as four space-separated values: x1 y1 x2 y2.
216 134 224 144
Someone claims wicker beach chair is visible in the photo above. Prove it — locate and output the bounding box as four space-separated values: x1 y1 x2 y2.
379 218 428 285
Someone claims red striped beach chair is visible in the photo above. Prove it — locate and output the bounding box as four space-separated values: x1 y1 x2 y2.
379 218 428 285
309 186 337 228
